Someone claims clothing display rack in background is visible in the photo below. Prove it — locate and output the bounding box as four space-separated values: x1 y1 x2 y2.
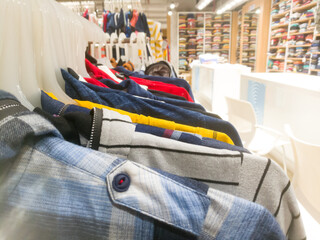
178 12 232 74
267 0 320 75
0 0 308 239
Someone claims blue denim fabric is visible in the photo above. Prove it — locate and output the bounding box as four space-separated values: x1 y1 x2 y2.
135 124 250 153
113 66 195 100
41 90 90 115
0 90 286 240
99 78 205 111
62 69 243 146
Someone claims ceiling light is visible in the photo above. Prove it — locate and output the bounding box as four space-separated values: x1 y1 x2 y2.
170 3 175 9
255 9 261 14
168 11 173 16
196 0 213 10
128 4 132 9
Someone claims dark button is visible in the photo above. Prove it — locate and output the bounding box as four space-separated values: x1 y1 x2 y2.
112 173 130 192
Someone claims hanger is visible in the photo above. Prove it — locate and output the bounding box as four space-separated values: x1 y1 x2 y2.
129 32 140 70
118 32 129 62
137 32 147 71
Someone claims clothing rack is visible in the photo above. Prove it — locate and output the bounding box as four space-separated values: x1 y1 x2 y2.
0 0 106 109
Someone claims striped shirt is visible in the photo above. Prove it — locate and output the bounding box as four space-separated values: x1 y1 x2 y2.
87 107 305 240
147 19 164 61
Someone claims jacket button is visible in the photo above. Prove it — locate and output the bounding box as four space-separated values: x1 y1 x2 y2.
112 173 130 192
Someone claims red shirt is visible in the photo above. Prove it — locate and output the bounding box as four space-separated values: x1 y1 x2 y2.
85 59 194 102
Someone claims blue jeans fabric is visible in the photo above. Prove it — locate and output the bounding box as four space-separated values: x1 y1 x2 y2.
113 66 195 100
99 78 205 111
62 69 243 146
135 124 250 153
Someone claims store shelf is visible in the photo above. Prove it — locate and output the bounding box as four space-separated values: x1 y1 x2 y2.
291 17 315 24
205 49 229 51
289 31 314 36
272 0 286 8
271 34 288 39
271 23 289 30
272 10 290 19
310 69 320 72
292 2 317 12
270 45 287 49
311 52 320 54
268 69 284 72
288 44 311 48
269 57 286 60
243 49 256 51
287 57 310 60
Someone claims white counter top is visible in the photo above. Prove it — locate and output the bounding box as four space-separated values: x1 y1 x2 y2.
241 73 320 93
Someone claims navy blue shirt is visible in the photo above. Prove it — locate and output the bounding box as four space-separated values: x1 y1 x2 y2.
62 69 243 146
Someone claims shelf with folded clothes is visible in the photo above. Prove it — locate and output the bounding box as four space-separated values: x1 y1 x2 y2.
287 57 310 60
271 33 288 39
270 45 287 49
292 1 317 12
272 0 286 8
271 23 289 30
291 17 315 24
205 49 229 52
272 10 291 19
269 57 286 60
288 44 312 47
289 30 314 36
268 69 284 72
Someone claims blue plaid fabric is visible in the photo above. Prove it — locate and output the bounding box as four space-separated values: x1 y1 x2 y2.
0 90 285 239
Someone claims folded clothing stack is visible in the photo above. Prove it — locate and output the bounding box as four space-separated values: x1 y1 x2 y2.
276 48 286 58
296 34 306 45
288 47 296 57
212 43 220 50
187 14 196 28
179 15 186 29
291 12 301 21
214 14 222 20
287 59 294 71
271 9 279 16
292 0 301 8
288 35 297 45
310 40 320 52
222 43 229 49
205 15 212 27
196 14 204 27
222 23 230 32
273 60 280 70
299 23 308 33
270 38 279 47
295 47 308 58
290 23 300 33
294 60 304 72
213 36 221 42
279 61 285 71
187 29 196 35
214 23 222 28
213 29 221 35
222 33 230 42
279 1 286 13
249 43 256 50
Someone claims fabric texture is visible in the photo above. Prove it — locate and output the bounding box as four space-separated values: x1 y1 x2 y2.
62 69 242 146
41 91 232 142
0 90 286 240
113 66 194 100
86 59 195 102
84 107 304 240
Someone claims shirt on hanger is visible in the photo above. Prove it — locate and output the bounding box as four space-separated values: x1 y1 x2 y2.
147 20 164 61
41 91 234 143
62 69 242 146
77 107 304 239
85 59 195 102
113 66 194 100
0 90 286 240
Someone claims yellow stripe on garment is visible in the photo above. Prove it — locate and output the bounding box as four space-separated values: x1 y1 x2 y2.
45 93 234 145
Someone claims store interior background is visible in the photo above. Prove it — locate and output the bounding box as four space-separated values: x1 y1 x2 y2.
56 0 320 238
